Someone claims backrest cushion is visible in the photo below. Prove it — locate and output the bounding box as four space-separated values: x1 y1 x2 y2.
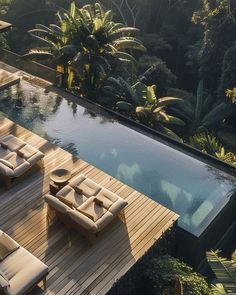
0 232 19 262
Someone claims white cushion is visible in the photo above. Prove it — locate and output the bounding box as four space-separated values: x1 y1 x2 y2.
68 210 98 233
44 194 70 214
0 232 19 262
0 247 48 295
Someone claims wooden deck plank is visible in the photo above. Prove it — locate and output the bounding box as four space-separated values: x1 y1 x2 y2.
0 117 178 295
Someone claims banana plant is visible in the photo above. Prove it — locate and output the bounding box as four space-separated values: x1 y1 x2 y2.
102 77 185 140
206 250 236 295
170 81 232 135
24 2 145 97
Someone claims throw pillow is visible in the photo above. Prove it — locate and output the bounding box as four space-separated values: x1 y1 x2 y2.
0 233 19 262
94 197 103 206
72 186 83 195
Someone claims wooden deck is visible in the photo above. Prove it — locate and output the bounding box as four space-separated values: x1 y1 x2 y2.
0 116 178 295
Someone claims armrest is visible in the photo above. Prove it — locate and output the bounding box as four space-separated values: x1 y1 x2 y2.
27 152 44 166
44 194 70 214
0 164 14 177
68 210 98 232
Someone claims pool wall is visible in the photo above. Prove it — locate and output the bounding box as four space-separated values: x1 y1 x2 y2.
177 191 236 267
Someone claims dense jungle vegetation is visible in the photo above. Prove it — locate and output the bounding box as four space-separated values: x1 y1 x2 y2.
0 0 235 165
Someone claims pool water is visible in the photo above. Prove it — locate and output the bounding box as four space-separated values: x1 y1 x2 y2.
0 81 235 236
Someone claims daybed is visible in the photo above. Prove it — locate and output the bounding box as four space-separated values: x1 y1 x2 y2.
0 135 44 188
45 174 128 242
0 230 48 295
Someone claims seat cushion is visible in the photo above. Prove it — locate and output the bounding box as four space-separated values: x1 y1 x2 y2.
57 185 87 207
78 197 107 222
3 152 25 170
0 247 48 295
0 232 19 262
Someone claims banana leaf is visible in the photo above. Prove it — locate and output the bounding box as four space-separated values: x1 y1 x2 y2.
207 251 236 294
202 103 231 127
114 40 146 51
162 115 186 126
154 97 183 108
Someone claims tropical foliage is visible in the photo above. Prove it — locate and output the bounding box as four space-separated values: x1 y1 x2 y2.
145 255 212 295
102 77 184 139
170 81 232 135
188 133 236 165
206 250 236 295
226 87 236 104
1 0 235 163
25 2 145 97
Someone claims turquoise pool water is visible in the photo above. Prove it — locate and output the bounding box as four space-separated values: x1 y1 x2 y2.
0 81 235 236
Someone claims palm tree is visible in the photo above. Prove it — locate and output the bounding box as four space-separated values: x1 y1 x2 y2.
25 2 145 97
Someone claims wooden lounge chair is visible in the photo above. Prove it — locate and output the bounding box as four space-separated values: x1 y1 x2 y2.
0 135 44 189
0 230 48 295
45 174 128 242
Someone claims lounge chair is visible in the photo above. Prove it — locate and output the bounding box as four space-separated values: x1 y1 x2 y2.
0 230 48 295
45 174 128 242
0 135 44 188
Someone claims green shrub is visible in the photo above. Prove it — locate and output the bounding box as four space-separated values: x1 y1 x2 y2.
145 255 212 295
138 55 176 97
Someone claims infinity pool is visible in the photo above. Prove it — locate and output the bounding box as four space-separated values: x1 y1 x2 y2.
0 80 235 237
